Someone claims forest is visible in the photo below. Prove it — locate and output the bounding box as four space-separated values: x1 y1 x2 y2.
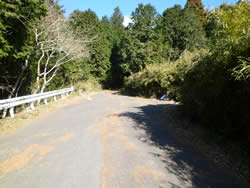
0 0 249 166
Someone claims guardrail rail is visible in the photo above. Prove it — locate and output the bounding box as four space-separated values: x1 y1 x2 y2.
0 87 74 118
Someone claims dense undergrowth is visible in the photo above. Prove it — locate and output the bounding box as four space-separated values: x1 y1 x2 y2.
124 50 208 99
123 1 250 163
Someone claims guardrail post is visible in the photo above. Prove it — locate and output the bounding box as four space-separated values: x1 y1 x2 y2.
30 102 35 110
37 99 41 105
61 94 64 99
54 96 57 102
44 98 48 105
9 107 14 118
70 88 73 95
2 109 7 119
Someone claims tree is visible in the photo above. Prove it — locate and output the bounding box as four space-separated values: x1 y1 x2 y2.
110 7 124 43
130 4 159 42
185 0 207 26
160 5 183 60
160 4 207 60
0 0 47 99
182 4 207 50
119 4 160 76
33 3 89 93
180 1 250 147
70 9 112 81
105 7 125 88
101 16 114 43
119 31 146 75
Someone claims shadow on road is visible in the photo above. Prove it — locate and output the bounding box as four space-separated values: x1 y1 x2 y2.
119 103 243 188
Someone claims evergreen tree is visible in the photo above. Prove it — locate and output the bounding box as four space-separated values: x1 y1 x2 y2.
160 4 207 60
160 5 183 60
185 0 207 25
0 0 47 98
106 7 125 88
110 7 124 43
0 0 46 59
101 16 115 44
69 9 112 81
119 4 160 76
182 4 207 50
130 4 159 42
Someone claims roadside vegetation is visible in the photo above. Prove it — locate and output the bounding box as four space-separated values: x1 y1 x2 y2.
0 0 249 181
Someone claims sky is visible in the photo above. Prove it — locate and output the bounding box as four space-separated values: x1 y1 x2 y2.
58 0 238 26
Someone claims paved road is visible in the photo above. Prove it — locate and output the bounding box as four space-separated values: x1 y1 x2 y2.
0 92 246 188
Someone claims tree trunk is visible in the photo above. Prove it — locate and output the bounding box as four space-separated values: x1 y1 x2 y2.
2 57 29 118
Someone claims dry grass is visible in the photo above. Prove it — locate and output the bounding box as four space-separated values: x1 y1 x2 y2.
0 91 99 136
74 79 102 93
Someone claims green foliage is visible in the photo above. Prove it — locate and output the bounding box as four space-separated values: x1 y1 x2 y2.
0 0 47 98
160 5 183 60
182 5 207 50
204 11 218 39
160 4 207 60
130 4 159 42
89 36 112 80
212 1 250 61
124 63 167 97
118 4 161 76
124 1 250 154
70 9 99 38
0 0 46 59
179 1 250 149
232 57 250 81
119 31 149 75
46 58 92 91
124 50 207 98
185 0 207 25
104 7 125 88
69 9 112 81
110 7 124 43
74 78 102 92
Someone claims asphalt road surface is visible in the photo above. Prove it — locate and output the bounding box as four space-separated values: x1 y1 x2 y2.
0 92 246 188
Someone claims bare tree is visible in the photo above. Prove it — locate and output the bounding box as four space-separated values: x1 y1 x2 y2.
33 3 89 94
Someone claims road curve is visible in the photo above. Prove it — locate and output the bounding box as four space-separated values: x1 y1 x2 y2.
0 92 245 188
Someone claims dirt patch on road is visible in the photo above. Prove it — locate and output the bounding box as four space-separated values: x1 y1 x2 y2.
132 166 166 184
0 131 75 179
57 134 73 142
0 144 54 179
40 132 49 137
99 107 138 188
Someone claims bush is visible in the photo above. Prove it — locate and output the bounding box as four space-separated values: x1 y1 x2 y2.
179 1 250 150
124 63 166 97
74 78 102 92
124 49 207 99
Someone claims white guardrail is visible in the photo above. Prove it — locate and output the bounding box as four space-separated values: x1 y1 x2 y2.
0 87 74 118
